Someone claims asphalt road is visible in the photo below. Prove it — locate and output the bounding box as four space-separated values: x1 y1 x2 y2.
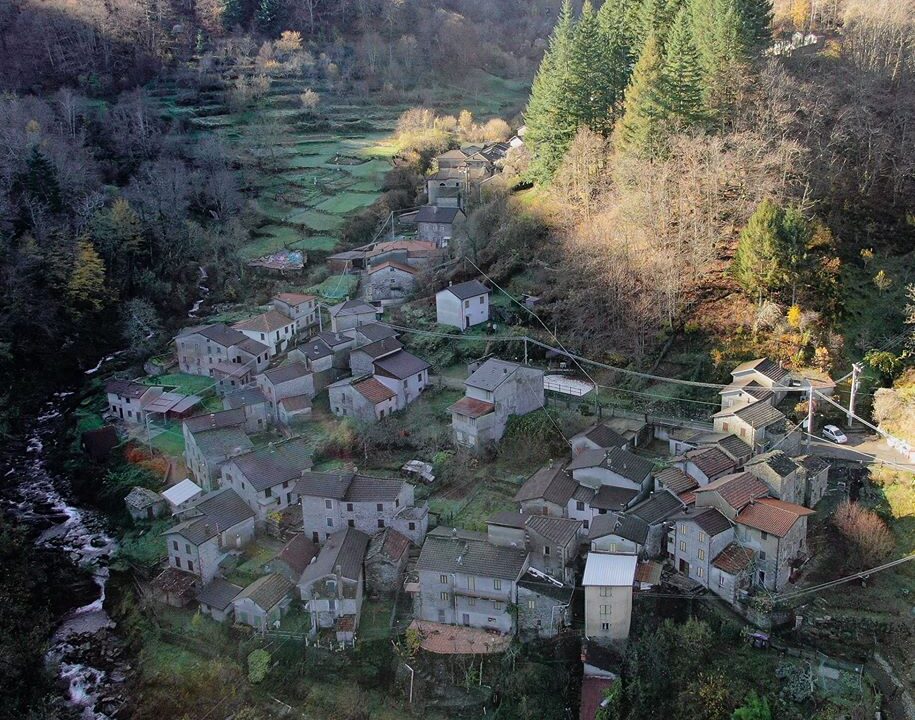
803 429 915 470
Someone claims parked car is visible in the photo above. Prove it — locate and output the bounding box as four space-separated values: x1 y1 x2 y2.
822 425 848 444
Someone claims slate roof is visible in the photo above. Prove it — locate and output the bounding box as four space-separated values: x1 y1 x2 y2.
573 423 628 449
236 337 270 355
448 396 495 418
736 497 814 537
105 379 150 399
329 299 378 318
797 454 830 474
196 577 242 610
514 463 578 506
465 358 525 391
317 331 354 348
590 485 639 511
352 376 398 404
354 323 399 343
193 427 253 461
191 324 249 347
163 488 255 545
293 471 405 503
236 573 293 611
715 400 785 429
745 450 799 478
524 514 582 546
373 349 430 379
233 309 294 334
231 439 313 491
223 387 268 409
717 434 753 461
301 527 370 583
273 533 318 576
261 362 310 385
732 358 789 383
353 337 403 359
184 408 247 434
696 472 769 511
279 394 311 412
589 512 649 545
294 471 354 500
487 511 526 529
685 447 735 479
417 527 528 580
674 507 732 536
629 490 684 524
712 543 755 574
567 447 654 483
125 486 163 511
297 338 334 361
655 467 699 494
517 571 574 602
416 205 462 224
441 279 489 300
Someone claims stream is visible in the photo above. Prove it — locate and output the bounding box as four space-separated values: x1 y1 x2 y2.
2 392 130 719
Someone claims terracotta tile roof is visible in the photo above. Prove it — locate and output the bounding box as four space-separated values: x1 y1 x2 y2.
279 394 311 412
233 309 294 334
449 396 495 418
353 376 397 404
679 490 697 505
655 467 698 494
274 533 318 576
696 471 768 511
408 620 513 654
674 507 732 536
736 497 814 537
368 260 417 275
712 542 755 574
580 676 616 720
635 561 663 586
274 292 315 305
378 528 412 561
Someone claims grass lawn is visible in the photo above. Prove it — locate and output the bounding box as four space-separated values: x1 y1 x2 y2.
291 235 338 251
144 373 214 396
314 191 380 215
308 274 360 300
115 520 169 569
288 208 344 232
360 598 394 641
149 421 186 457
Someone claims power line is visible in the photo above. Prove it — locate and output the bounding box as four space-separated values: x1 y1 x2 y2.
776 553 915 602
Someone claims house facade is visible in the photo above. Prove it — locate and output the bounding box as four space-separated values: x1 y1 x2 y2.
667 507 734 586
435 280 490 330
744 451 801 504
328 375 399 423
582 553 637 643
182 409 252 490
105 380 163 425
517 570 574 639
256 362 315 421
233 573 294 630
175 324 270 378
796 455 830 507
272 292 317 332
366 261 417 302
416 205 464 247
222 387 270 433
328 300 379 332
233 310 298 357
450 358 544 449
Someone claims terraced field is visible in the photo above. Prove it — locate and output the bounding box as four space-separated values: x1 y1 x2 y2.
148 70 528 260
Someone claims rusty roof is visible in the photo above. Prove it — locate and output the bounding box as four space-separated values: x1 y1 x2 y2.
448 396 495 418
712 542 755 573
233 309 295 334
696 471 769 511
353 376 397 404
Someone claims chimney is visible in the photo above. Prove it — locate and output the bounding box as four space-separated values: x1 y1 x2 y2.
452 527 458 539
449 281 453 287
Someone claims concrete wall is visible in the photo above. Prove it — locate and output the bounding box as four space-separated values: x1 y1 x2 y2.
331 310 377 333
273 299 317 332
435 290 489 330
591 534 640 555
584 584 633 642
377 368 428 408
233 596 290 630
736 518 807 592
415 569 517 633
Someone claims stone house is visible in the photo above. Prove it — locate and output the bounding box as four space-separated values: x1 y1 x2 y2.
413 527 529 634
220 438 313 524
626 490 687 558
348 337 404 377
486 512 582 584
744 450 801 504
712 401 796 454
125 486 167 522
372 349 431 407
162 479 203 514
162 488 256 583
571 423 630 455
256 362 315 421
795 455 830 507
182 409 252 490
694 472 770 521
295 470 428 544
345 322 399 347
435 280 490 330
723 358 791 407
365 528 412 597
588 513 648 555
709 542 756 604
734 498 813 592
314 330 358 369
298 527 370 643
717 434 754 465
450 358 544 449
105 380 163 425
517 569 574 639
366 261 417 302
328 375 399 423
426 168 464 208
566 447 655 498
175 324 270 378
195 577 242 622
291 337 336 374
222 387 270 433
674 447 736 486
582 553 637 643
416 205 465 248
277 395 312 425
365 240 442 269
667 507 734 586
328 299 379 332
233 573 294 631
233 309 298 358
262 533 318 585
272 292 317 332
654 467 699 505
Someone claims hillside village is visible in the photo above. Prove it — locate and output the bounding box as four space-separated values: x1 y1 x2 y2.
87 138 908 719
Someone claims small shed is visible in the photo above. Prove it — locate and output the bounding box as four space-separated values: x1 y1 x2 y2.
152 566 198 607
124 486 167 522
278 394 313 425
196 577 242 622
232 573 294 630
162 479 203 514
365 528 412 596
263 533 319 586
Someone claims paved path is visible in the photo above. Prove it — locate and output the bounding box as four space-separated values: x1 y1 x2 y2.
803 430 915 470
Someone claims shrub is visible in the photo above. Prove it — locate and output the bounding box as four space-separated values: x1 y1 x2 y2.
831 501 895 569
247 648 271 684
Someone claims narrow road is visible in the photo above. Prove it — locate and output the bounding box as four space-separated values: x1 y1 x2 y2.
804 430 915 470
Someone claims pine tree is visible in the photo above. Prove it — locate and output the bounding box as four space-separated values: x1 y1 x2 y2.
568 1 622 135
221 0 246 29
14 146 62 215
524 0 579 182
255 0 285 33
598 0 644 70
66 240 108 316
614 33 668 158
736 0 774 53
660 7 704 128
732 199 790 303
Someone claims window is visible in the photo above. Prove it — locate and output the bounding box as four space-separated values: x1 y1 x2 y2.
576 501 585 511
396 498 400 507
740 428 747 438
493 601 503 611
527 600 536 609
697 531 706 543
348 519 355 528
601 622 610 631
467 597 475 606
679 523 688 535
583 519 590 529
174 557 181 568
759 551 767 561
185 544 191 554
718 575 726 587
464 300 470 308
599 586 609 597
599 604 610 616
760 531 768 540
722 422 729 432
479 296 485 305
544 546 551 556
346 503 353 512
698 549 705 561
493 579 502 591
283 481 289 489
377 519 385 529
187 560 194 572
697 567 704 578
758 571 766 585
440 592 449 601
265 487 272 498
409 522 416 531
679 541 687 552
326 518 333 527
325 499 333 510
376 503 383 512
173 541 178 551
440 574 448 584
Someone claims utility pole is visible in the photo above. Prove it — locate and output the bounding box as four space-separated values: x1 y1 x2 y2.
806 390 815 448
847 362 862 428
523 337 528 365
